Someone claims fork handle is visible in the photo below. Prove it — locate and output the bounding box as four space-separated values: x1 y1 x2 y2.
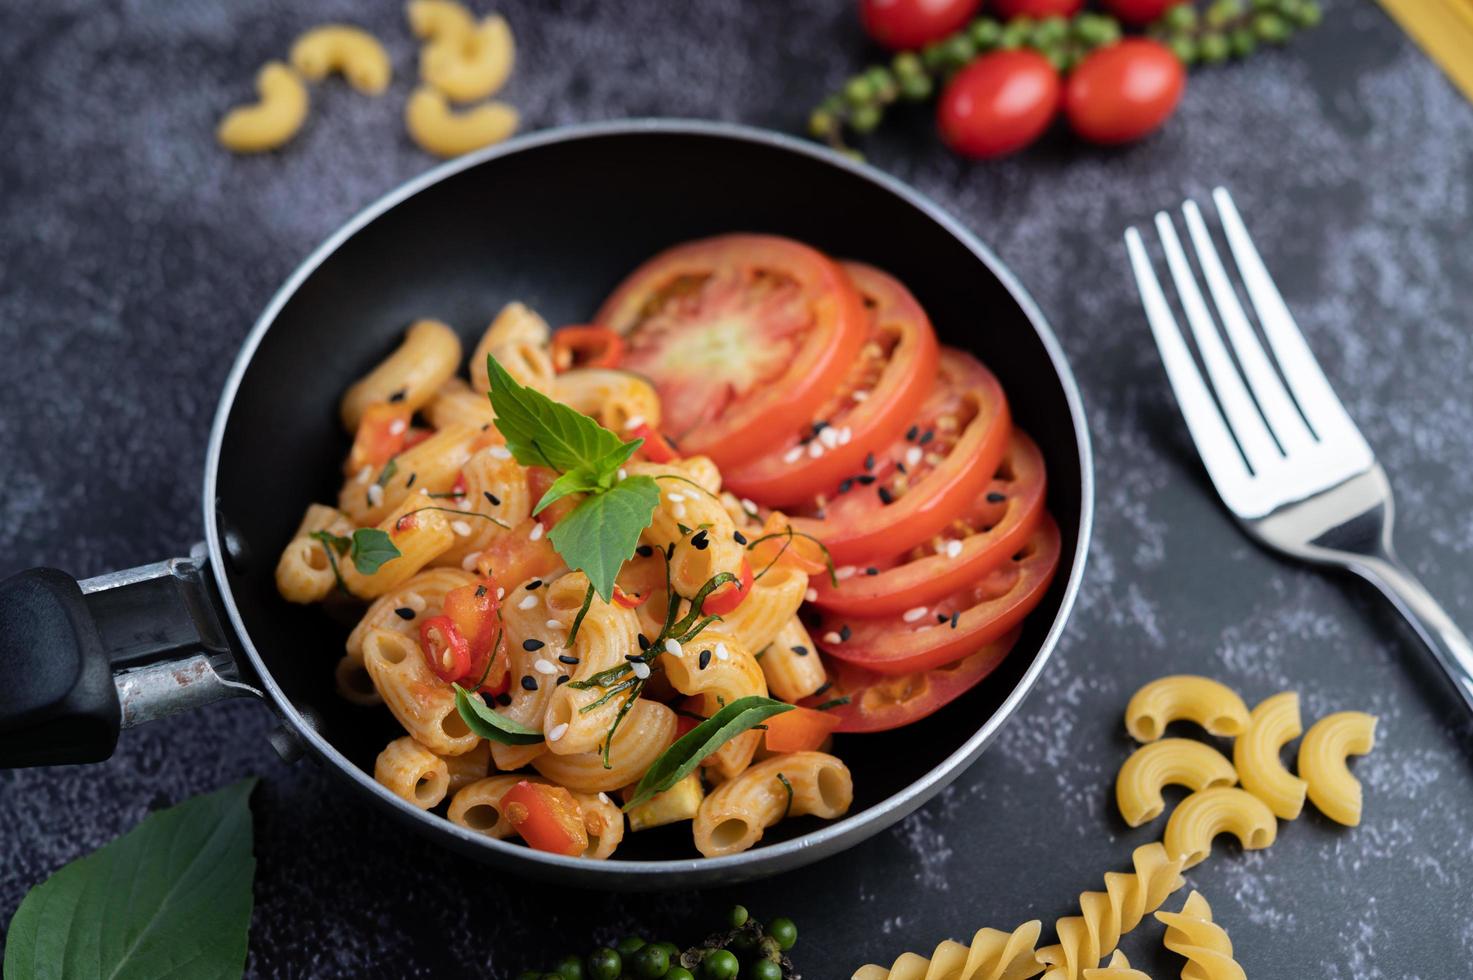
1351 554 1473 716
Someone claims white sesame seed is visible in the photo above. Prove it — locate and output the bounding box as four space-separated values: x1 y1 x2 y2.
819 426 840 449
366 483 384 507
925 452 945 466
805 588 818 602
783 446 804 464
624 414 646 430
665 638 683 656
496 587 506 600
461 552 481 571
666 492 686 502
598 792 611 805
488 446 511 459
618 468 627 481
715 642 729 661
405 591 427 612
534 659 557 675
388 418 407 436
823 631 843 644
902 606 929 623
852 390 870 402
546 618 563 629
356 465 373 483
457 497 472 510
807 441 823 459
905 446 924 468
838 426 852 445
632 661 651 679
673 503 687 518
518 594 538 610
946 539 963 559
835 565 857 581
451 520 472 537
547 722 569 742
529 523 545 541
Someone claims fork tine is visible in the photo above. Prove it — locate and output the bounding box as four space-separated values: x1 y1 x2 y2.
1181 200 1316 455
1153 210 1282 475
1125 227 1254 510
1212 187 1374 461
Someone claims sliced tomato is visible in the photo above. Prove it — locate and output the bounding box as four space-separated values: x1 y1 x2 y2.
502 781 588 857
803 629 1021 732
473 520 566 588
443 579 508 692
595 234 868 468
817 515 1060 675
551 324 624 371
810 429 1047 617
723 263 940 507
629 422 679 464
345 402 412 476
763 705 842 752
700 558 754 616
419 615 470 683
790 348 1011 566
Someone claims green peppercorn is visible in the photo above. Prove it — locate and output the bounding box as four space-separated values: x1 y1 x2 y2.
555 955 586 980
617 936 647 957
667 970 696 980
843 75 874 107
1205 0 1244 27
921 40 948 70
652 942 682 962
865 66 897 101
747 961 782 980
1252 10 1290 41
942 33 977 67
1229 26 1256 55
1199 31 1230 62
701 950 740 980
1289 0 1321 25
728 905 750 929
586 948 622 980
1163 3 1198 30
1072 13 1117 46
998 17 1033 49
632 944 670 978
891 51 924 80
969 17 1002 48
1032 15 1069 45
1167 34 1198 64
768 918 797 951
1043 46 1072 72
807 109 836 139
899 73 934 101
848 103 883 134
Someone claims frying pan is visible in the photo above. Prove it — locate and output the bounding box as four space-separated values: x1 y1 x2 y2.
0 120 1092 889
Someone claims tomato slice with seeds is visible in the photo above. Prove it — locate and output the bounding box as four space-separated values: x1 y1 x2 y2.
790 348 1011 566
595 234 868 469
810 429 1046 617
802 629 1021 732
817 515 1060 675
723 262 940 507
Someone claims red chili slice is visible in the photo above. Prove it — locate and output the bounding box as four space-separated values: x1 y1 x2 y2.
551 325 625 371
629 423 679 464
699 559 754 616
420 615 471 683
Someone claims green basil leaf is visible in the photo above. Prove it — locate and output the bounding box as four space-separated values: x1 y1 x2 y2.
310 529 351 554
548 475 659 602
4 779 257 980
485 354 629 475
532 465 601 515
349 528 401 575
453 684 544 745
623 696 794 810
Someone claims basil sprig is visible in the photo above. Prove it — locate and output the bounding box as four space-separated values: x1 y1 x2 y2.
623 696 794 810
453 684 544 745
310 526 402 581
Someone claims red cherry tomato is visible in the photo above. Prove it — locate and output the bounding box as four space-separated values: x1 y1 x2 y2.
442 579 508 691
1100 0 1183 25
858 0 982 50
937 51 1061 160
992 0 1082 17
1064 40 1186 145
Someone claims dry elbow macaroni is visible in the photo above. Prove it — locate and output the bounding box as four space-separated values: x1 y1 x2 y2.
1298 710 1376 827
419 14 515 102
1115 737 1237 828
1233 691 1308 820
1124 675 1251 742
406 0 476 42
217 62 309 153
405 86 519 158
289 25 392 94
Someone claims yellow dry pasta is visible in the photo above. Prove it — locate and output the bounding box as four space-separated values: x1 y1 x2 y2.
692 752 852 857
406 87 519 158
1162 786 1277 870
1115 738 1237 828
420 14 515 102
374 735 450 809
340 318 463 431
1154 890 1245 980
1298 710 1377 827
850 919 1044 980
471 302 554 395
275 504 355 603
406 0 475 42
362 627 479 755
1234 691 1308 820
1035 842 1185 980
289 24 392 94
1125 675 1250 742
217 62 308 153
1081 951 1150 980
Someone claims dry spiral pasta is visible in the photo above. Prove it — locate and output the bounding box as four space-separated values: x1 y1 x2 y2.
850 919 1044 980
1034 842 1185 980
1233 691 1308 820
1298 710 1377 827
1154 890 1245 980
1080 951 1150 980
1124 675 1250 742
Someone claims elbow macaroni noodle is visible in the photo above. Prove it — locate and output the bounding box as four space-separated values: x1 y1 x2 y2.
1115 738 1237 828
406 0 476 42
375 736 450 809
289 25 392 94
420 14 515 102
1233 691 1308 820
1163 786 1277 870
217 62 309 153
405 86 520 158
1124 675 1251 742
340 319 462 431
1298 710 1377 827
692 752 852 858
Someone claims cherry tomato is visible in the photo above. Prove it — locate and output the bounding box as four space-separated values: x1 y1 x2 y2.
419 615 470 683
937 51 1061 160
345 402 411 476
790 348 1011 567
763 705 842 753
550 324 624 372
992 0 1082 16
1100 0 1183 25
502 780 588 857
443 579 508 691
811 429 1046 617
803 629 1020 731
818 515 1059 674
1064 40 1185 145
724 263 940 508
596 235 868 469
858 0 982 51
699 559 754 617
629 422 679 464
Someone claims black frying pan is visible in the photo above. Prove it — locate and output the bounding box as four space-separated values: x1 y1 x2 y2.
0 121 1092 889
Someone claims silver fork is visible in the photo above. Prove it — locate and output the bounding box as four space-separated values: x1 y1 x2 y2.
1126 187 1473 716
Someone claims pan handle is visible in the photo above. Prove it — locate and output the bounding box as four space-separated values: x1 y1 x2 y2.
0 545 261 767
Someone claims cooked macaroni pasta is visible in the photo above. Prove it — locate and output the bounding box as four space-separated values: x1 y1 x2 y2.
447 775 625 860
541 574 643 756
660 630 768 779
471 302 553 394
276 504 355 603
1154 890 1245 980
1298 710 1377 827
1124 675 1250 742
362 627 479 755
340 319 462 431
533 699 679 793
759 617 828 703
339 491 457 598
1234 691 1308 820
851 919 1043 980
692 752 853 858
551 368 662 434
1115 738 1237 828
375 735 450 808
1162 787 1277 870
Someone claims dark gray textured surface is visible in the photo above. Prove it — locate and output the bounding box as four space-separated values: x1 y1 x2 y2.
3 1 1472 976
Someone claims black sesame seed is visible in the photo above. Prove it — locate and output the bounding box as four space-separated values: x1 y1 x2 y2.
394 607 415 620
813 680 833 697
522 638 545 651
388 388 407 403
905 425 919 441
791 645 809 657
666 542 676 560
637 634 651 651
950 610 960 629
484 491 501 506
919 429 934 445
527 579 542 590
636 544 654 557
896 462 908 475
698 649 712 670
733 531 747 545
558 654 580 665
857 474 876 485
520 675 538 691
496 692 513 706
839 624 852 641
556 675 570 686
838 478 853 494
864 452 876 470
812 420 829 433
866 567 879 576
987 492 1006 503
405 472 417 488
937 613 950 623
878 487 895 504
625 654 643 663
690 530 709 550
666 434 680 451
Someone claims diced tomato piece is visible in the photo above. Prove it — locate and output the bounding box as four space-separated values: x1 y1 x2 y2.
443 579 507 691
762 705 841 753
629 422 679 464
346 402 412 476
700 559 754 616
526 466 579 528
551 325 625 371
502 781 588 857
419 615 470 683
402 425 435 451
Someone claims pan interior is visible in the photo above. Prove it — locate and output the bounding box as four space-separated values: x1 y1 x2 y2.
214 127 1085 864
